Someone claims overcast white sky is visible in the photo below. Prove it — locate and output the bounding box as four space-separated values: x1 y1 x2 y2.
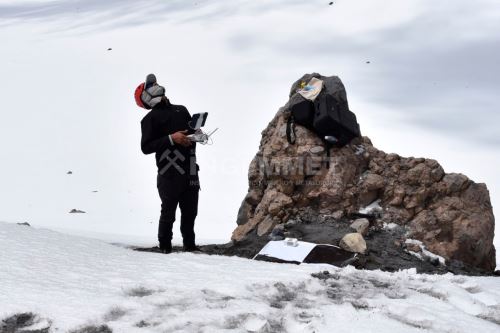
0 0 498 259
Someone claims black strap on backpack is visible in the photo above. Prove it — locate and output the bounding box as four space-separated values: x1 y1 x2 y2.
286 116 296 144
325 142 332 169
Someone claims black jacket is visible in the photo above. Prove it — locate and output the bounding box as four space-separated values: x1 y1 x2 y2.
141 99 197 177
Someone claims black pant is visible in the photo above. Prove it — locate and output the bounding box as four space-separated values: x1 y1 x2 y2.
157 173 199 248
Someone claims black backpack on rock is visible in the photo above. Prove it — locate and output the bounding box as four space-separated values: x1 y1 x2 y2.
286 89 361 148
313 93 361 147
286 94 315 144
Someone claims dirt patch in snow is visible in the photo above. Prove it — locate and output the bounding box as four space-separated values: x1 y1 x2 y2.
133 215 494 276
0 313 51 333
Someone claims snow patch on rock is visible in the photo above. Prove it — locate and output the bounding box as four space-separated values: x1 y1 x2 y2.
406 239 446 265
359 199 382 215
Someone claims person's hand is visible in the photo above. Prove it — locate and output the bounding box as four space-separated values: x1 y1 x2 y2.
171 130 192 147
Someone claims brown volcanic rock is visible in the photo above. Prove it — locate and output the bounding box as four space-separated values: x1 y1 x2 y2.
409 182 496 271
231 73 496 273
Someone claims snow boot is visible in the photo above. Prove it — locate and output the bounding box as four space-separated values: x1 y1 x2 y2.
160 242 172 254
183 245 202 253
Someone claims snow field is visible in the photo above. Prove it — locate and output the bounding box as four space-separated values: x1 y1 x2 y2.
1 222 499 332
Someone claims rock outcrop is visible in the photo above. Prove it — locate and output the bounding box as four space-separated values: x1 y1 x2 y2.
231 73 496 273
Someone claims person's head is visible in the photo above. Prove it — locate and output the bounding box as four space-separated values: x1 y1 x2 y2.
141 74 166 108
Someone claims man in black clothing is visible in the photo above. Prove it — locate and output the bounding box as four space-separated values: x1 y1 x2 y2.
139 74 200 253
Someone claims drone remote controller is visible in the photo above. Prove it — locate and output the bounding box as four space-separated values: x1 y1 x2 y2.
187 128 219 145
187 113 218 145
187 132 209 142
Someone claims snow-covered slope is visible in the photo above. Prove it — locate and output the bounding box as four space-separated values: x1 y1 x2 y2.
1 222 499 333
0 0 499 265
